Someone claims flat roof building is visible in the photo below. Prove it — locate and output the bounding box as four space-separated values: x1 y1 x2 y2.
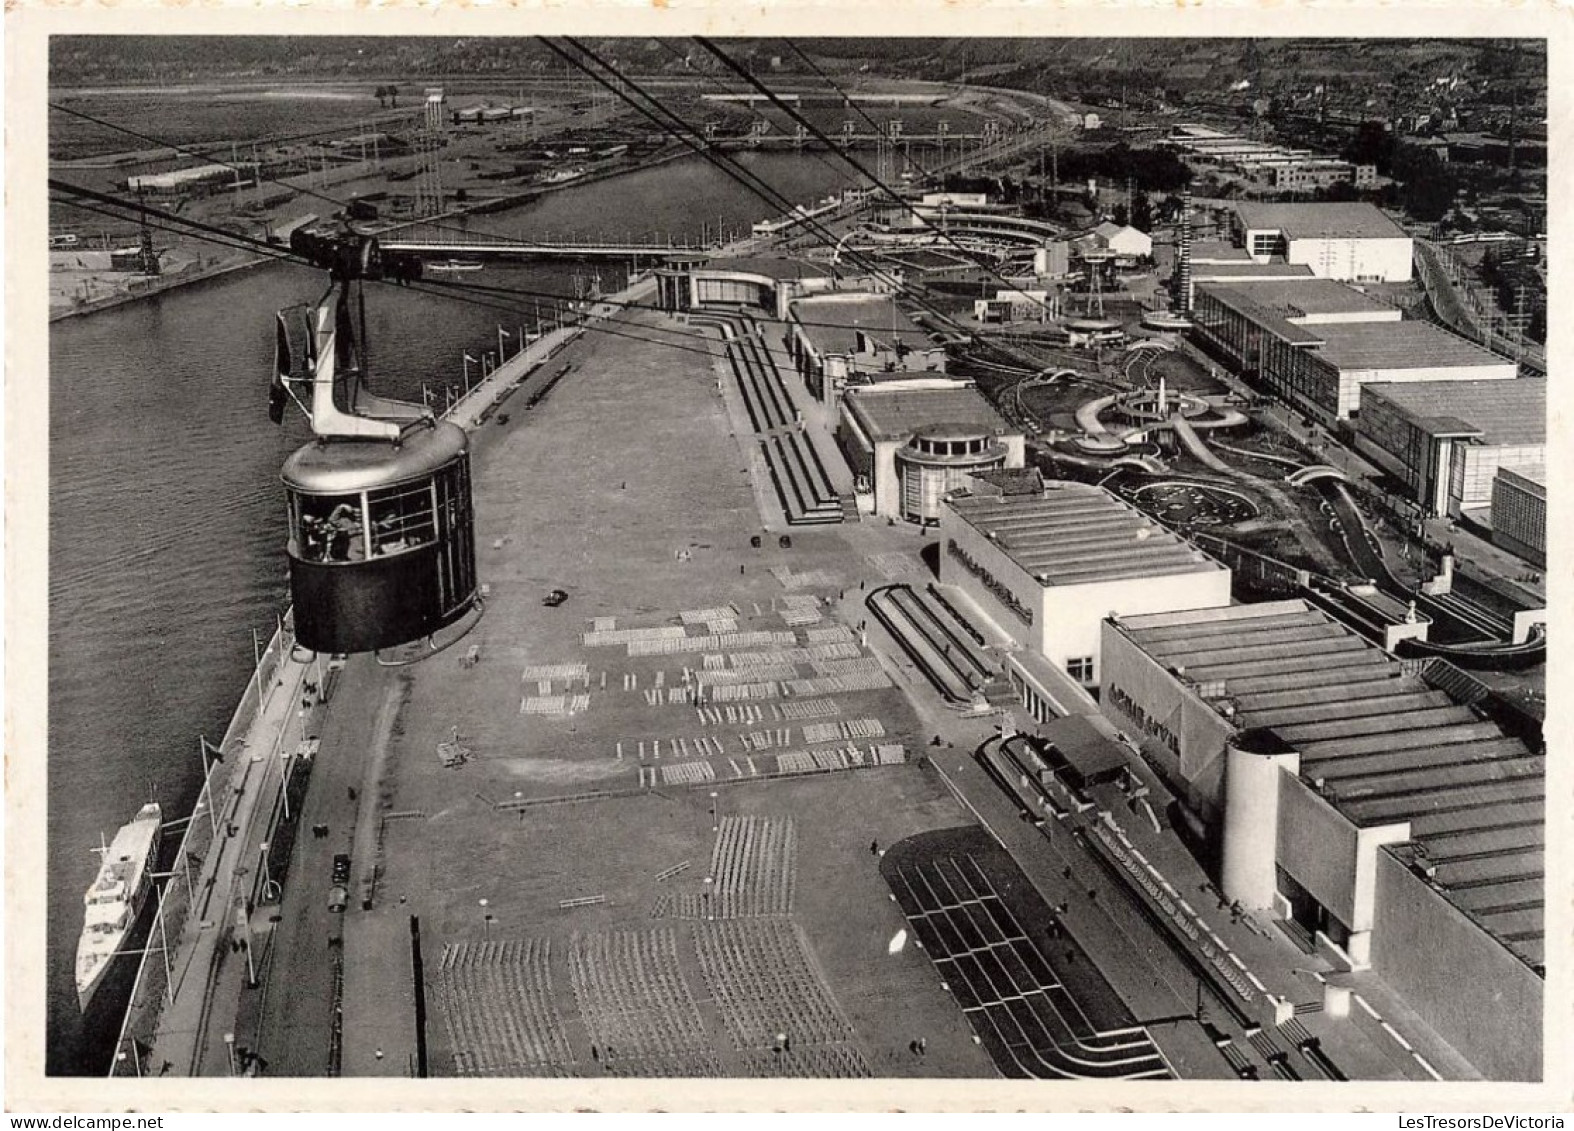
1231 203 1413 283
1192 279 1516 421
1100 599 1543 1080
656 256 838 320
838 386 1023 523
940 480 1231 686
1356 378 1546 517
786 294 945 408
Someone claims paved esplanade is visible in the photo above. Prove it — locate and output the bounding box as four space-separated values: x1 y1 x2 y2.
141 272 663 1076
143 642 314 1076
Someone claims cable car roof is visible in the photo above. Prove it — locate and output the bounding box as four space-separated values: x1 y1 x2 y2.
281 420 468 494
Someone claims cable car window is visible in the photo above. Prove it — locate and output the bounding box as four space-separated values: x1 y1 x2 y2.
368 480 437 557
296 493 367 563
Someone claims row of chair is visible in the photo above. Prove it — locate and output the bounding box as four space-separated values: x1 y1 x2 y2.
434 938 575 1076
694 919 856 1050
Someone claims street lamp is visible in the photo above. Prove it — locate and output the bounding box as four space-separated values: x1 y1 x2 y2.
709 791 719 832
479 898 494 939
223 1032 237 1077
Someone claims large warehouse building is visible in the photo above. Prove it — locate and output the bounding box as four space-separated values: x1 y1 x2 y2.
939 480 1231 690
1354 378 1545 519
837 385 1024 523
1098 599 1543 1080
1231 202 1413 283
1191 278 1517 421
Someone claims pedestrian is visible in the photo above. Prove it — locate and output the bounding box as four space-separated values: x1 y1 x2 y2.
592 1045 600 1062
374 1048 384 1062
1066 949 1076 965
870 839 879 856
740 564 745 575
918 1037 926 1055
1063 866 1072 881
1088 888 1097 903
348 786 358 802
908 1040 918 1056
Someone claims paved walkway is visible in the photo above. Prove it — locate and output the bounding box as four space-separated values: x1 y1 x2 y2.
145 640 314 1077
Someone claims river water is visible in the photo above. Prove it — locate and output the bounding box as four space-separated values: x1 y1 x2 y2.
46 149 858 1074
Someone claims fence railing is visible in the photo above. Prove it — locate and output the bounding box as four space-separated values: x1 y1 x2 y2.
109 611 298 1076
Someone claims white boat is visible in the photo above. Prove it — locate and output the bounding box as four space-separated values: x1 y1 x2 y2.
540 166 587 186
76 803 162 1012
427 260 484 274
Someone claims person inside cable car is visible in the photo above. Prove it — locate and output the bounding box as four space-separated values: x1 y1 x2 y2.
325 503 364 562
300 515 330 562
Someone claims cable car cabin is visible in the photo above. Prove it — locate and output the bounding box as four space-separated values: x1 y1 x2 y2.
281 420 477 654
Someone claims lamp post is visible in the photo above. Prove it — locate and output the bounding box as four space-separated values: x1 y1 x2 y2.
223 1032 237 1076
238 898 257 988
479 898 493 939
259 841 279 904
709 791 719 833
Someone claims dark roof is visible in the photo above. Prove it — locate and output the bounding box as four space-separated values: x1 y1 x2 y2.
1203 278 1394 318
1192 262 1317 280
845 386 1013 443
1039 714 1131 782
969 467 1045 496
1313 323 1517 373
1234 202 1409 241
1196 284 1328 346
698 256 832 281
789 295 933 356
1360 379 1546 446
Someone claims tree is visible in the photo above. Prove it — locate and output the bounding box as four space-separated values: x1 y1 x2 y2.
1131 191 1154 233
1112 202 1129 227
1345 120 1396 174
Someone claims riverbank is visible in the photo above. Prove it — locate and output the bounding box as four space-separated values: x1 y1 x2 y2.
49 144 711 323
48 253 271 323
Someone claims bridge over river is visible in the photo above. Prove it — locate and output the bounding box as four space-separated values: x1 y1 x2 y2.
379 236 718 262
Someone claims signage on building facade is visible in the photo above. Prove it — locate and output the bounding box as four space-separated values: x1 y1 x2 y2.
947 539 1034 625
1108 684 1180 755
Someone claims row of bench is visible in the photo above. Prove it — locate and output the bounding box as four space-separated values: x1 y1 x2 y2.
888 858 1170 1079
763 432 843 526
726 323 796 435
434 939 576 1076
566 928 720 1075
694 919 858 1052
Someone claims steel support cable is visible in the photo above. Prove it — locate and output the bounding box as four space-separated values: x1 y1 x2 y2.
696 37 1066 333
545 37 961 333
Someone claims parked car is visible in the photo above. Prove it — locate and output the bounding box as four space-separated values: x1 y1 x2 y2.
543 589 569 607
329 853 351 913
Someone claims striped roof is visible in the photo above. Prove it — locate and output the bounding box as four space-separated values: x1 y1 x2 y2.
945 482 1226 587
1110 599 1544 968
